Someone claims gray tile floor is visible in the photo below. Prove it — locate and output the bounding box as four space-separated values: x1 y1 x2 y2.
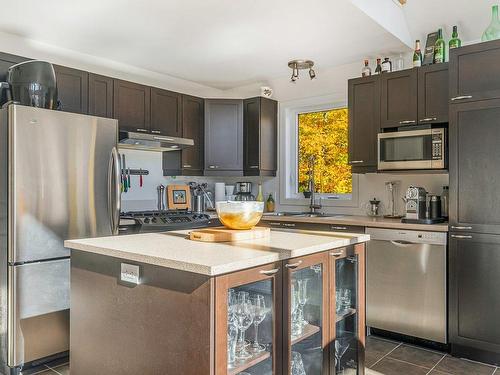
19 336 499 375
366 336 498 375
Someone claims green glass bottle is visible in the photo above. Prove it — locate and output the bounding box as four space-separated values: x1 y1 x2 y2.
434 28 445 64
413 40 422 67
482 5 500 41
449 26 461 49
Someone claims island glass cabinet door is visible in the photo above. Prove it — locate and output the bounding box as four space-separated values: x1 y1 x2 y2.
330 245 366 375
283 252 330 375
215 262 283 375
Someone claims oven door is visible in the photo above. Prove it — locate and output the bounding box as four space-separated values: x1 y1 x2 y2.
378 128 445 170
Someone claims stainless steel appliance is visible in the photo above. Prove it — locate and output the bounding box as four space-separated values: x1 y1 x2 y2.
366 228 447 343
119 211 211 234
0 105 120 373
0 61 58 110
119 131 194 152
404 186 427 220
378 128 446 171
235 182 255 201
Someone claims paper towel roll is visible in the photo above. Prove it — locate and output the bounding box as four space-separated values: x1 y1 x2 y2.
215 182 226 202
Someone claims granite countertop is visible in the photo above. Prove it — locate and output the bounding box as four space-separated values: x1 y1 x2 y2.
261 214 449 232
65 229 369 276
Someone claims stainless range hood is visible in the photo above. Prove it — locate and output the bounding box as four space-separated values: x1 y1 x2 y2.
118 131 194 152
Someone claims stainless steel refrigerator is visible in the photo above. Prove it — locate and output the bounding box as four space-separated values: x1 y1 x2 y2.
0 104 120 373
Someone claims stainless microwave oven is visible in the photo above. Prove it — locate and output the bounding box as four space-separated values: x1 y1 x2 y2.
378 128 446 171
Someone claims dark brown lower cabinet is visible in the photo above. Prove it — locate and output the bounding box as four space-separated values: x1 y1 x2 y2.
449 233 500 365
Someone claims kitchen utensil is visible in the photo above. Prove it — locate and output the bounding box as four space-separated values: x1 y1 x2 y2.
139 168 143 187
157 185 165 211
127 168 131 190
1 60 58 109
194 195 205 213
366 198 381 216
189 226 270 242
250 294 267 353
215 182 226 202
215 201 264 230
429 195 442 219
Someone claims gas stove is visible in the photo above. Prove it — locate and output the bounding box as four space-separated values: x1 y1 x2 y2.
119 210 212 234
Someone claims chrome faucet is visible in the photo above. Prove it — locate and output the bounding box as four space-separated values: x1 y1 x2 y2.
308 156 322 213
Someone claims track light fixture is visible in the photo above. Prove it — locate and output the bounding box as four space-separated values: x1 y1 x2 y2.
288 60 316 83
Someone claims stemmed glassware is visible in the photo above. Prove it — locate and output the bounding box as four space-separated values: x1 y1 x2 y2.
250 294 267 353
291 281 302 337
227 289 238 367
335 337 351 374
234 291 255 360
291 351 307 375
297 278 309 328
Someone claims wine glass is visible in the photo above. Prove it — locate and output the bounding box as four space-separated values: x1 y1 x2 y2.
291 281 302 337
335 337 351 374
250 294 267 353
291 351 306 375
227 320 238 368
297 278 309 327
234 291 254 360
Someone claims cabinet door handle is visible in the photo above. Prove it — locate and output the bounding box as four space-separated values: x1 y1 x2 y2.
420 117 437 122
183 164 192 168
451 95 473 101
330 251 344 257
136 128 149 133
285 261 303 269
151 130 161 134
208 165 218 169
399 120 416 125
451 234 473 239
250 165 259 169
153 136 175 142
283 223 296 228
260 268 280 276
349 160 364 164
450 226 472 230
331 226 348 231
268 222 282 226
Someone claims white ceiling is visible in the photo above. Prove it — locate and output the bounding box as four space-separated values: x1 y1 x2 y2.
0 0 406 90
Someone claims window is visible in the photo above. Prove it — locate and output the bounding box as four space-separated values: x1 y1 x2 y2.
297 108 352 195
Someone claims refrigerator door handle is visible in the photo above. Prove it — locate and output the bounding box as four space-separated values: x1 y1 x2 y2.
108 147 121 235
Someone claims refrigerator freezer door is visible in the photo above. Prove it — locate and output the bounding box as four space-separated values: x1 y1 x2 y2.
8 259 70 366
8 105 118 263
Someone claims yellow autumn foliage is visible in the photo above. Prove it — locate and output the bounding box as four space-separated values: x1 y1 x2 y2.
298 108 352 194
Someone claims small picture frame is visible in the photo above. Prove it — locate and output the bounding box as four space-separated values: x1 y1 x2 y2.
167 185 191 210
423 31 438 65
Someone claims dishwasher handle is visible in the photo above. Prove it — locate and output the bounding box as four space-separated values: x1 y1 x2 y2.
390 240 416 247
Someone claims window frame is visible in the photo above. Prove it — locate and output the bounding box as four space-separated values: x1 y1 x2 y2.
279 98 359 208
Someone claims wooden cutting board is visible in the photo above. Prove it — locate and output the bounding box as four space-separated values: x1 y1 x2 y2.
189 226 271 242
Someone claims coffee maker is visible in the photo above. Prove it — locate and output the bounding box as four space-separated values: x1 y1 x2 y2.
403 186 427 220
234 182 255 201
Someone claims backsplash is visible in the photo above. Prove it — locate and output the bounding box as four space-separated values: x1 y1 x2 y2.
121 149 449 216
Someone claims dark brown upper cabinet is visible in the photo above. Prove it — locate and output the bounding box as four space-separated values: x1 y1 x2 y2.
88 73 113 118
450 40 500 103
243 97 277 176
180 95 204 175
0 52 29 106
113 79 151 133
418 63 449 124
449 99 500 235
54 65 88 114
204 99 243 176
348 76 380 173
380 69 418 128
151 88 182 137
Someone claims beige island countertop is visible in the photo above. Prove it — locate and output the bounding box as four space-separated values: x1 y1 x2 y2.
65 229 369 276
261 213 449 232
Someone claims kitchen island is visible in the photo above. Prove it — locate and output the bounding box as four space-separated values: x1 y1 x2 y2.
65 229 369 375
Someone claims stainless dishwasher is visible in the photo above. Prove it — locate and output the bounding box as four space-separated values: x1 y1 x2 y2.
366 227 448 343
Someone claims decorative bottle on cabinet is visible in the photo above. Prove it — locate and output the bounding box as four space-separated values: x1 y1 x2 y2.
482 5 500 41
413 40 422 67
449 26 462 49
361 60 371 77
434 28 446 63
374 58 382 75
381 58 392 73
